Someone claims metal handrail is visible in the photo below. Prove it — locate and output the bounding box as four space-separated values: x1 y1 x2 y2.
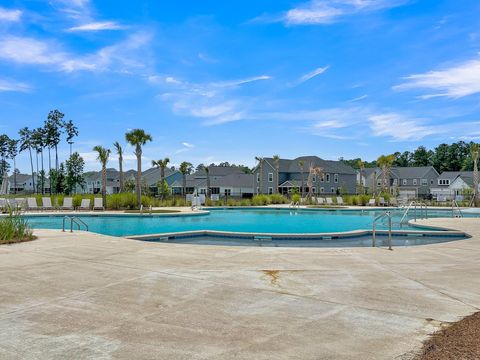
452 200 463 218
372 211 393 250
62 216 89 232
400 201 428 224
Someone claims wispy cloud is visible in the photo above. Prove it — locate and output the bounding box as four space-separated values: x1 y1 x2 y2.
182 142 194 148
0 7 22 22
298 66 329 84
256 0 409 26
67 21 125 32
394 58 480 99
349 94 368 102
0 78 31 93
0 32 151 73
368 113 440 141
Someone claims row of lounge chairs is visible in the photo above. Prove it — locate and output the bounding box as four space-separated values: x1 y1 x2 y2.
313 197 345 205
0 197 105 212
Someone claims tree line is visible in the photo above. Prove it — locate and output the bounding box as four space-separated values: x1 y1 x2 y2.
0 109 85 195
341 141 477 172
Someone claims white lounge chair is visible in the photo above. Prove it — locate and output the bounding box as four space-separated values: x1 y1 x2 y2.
42 197 54 211
77 199 91 211
0 198 6 212
325 197 333 205
367 198 376 206
15 198 26 210
379 197 386 206
336 197 344 205
61 197 74 210
27 197 39 211
317 197 325 205
93 198 104 211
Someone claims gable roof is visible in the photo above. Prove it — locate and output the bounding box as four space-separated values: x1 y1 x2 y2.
438 171 474 187
257 156 356 175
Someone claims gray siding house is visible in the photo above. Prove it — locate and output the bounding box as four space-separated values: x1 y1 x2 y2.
359 166 439 198
430 171 478 200
253 156 357 195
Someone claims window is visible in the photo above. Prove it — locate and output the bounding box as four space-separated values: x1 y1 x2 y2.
326 173 330 182
256 187 260 194
334 174 338 183
200 189 206 194
413 179 417 185
402 179 407 186
377 180 382 186
331 187 335 193
312 187 316 194
312 175 316 182
393 179 398 185
224 189 231 196
421 179 427 186
430 179 434 185
268 187 273 194
268 173 273 182
211 187 220 194
320 174 325 182
320 187 324 193
438 179 450 185
256 173 260 183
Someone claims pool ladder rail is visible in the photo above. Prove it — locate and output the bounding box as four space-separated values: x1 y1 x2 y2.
452 200 463 218
372 211 393 250
62 216 89 232
399 201 428 224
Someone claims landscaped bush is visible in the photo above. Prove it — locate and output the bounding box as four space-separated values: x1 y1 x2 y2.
0 211 34 244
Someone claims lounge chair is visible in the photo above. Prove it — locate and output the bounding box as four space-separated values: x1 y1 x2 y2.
77 199 91 211
389 197 398 207
325 197 333 205
367 198 376 206
42 197 54 211
26 197 39 211
61 197 74 210
0 198 6 212
93 198 104 211
379 197 386 206
336 197 344 205
15 198 26 210
317 197 325 205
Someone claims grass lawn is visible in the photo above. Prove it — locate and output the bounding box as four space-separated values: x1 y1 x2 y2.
123 209 181 214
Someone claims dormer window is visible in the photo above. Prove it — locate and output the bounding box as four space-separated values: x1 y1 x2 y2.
438 179 450 185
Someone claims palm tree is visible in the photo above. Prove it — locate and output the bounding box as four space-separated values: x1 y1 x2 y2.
19 127 35 194
255 156 264 194
357 159 365 194
307 165 324 198
471 143 479 206
113 141 124 193
377 154 395 194
47 109 65 172
32 128 46 194
179 161 193 196
125 129 152 208
152 157 170 199
273 154 280 194
7 139 18 194
205 166 211 198
65 120 79 157
298 159 305 197
93 146 111 208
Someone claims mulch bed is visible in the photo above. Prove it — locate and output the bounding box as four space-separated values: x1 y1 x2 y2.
0 236 37 245
414 312 480 360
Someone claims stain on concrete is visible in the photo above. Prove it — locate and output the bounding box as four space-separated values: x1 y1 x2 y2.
262 270 280 286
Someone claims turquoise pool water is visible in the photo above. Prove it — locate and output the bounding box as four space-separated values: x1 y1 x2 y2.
22 208 474 237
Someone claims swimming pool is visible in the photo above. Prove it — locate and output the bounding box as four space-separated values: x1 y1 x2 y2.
21 207 472 239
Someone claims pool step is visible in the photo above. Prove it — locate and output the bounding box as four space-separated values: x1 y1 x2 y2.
253 235 273 242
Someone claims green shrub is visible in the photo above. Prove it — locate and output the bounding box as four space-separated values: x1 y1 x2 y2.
0 211 34 244
291 193 301 203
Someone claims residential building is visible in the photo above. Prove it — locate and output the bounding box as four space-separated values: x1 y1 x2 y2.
430 171 478 200
171 166 254 198
359 166 439 199
253 156 357 195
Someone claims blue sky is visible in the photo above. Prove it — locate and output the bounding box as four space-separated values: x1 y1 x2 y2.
1 0 480 172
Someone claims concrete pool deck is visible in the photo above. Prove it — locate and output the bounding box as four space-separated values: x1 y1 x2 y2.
1 218 479 359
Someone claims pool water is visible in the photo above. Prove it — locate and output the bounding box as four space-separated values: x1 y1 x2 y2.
22 208 475 237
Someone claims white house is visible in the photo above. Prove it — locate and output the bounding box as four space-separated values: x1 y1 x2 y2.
430 171 478 200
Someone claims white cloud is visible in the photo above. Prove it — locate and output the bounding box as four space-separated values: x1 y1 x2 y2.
67 21 125 32
394 58 480 99
368 113 440 141
298 66 329 84
0 7 22 22
349 94 368 102
0 32 151 73
182 142 194 148
0 79 31 92
281 0 408 25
